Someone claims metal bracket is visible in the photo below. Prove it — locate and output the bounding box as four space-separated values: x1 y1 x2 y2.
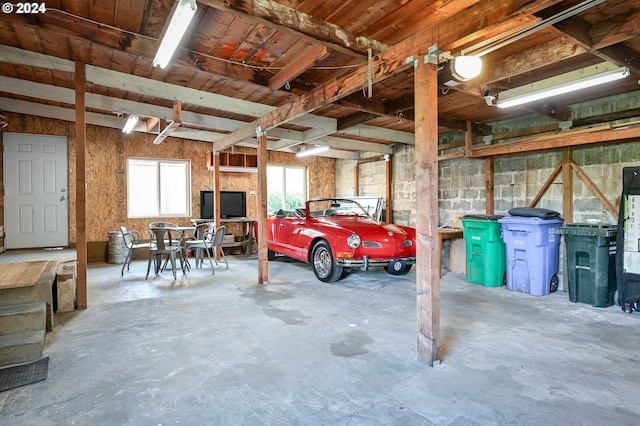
405 55 418 68
559 120 573 131
255 126 266 138
425 44 442 65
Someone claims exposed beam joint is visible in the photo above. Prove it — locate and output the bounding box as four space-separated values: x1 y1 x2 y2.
199 0 388 57
268 46 329 91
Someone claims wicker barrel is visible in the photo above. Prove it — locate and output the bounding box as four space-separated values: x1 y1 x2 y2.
108 231 127 264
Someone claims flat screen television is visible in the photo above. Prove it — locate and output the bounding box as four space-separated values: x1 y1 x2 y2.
220 190 247 218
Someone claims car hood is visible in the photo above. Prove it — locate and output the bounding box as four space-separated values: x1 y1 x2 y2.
318 216 410 237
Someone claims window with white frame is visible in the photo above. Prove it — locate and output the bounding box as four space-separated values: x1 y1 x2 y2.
127 158 191 218
267 165 306 213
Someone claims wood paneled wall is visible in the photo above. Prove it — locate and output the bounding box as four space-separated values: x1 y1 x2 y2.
1 113 335 258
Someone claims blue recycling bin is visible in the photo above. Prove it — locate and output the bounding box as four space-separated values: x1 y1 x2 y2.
499 216 563 296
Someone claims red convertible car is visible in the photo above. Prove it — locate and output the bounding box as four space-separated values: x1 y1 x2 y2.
267 197 416 282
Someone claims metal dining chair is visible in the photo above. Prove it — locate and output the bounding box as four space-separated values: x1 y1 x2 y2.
210 225 229 270
146 226 185 279
185 225 228 274
120 226 152 276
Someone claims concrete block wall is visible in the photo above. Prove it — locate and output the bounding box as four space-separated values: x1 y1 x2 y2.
338 141 640 229
390 145 415 226
335 159 355 197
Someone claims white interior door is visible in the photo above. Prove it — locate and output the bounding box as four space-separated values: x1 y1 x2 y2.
3 133 69 249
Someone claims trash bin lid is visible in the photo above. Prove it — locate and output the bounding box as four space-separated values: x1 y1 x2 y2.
498 216 564 225
461 214 504 221
507 207 561 219
557 223 617 237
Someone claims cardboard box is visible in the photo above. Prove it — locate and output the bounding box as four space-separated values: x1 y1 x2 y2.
452 213 466 229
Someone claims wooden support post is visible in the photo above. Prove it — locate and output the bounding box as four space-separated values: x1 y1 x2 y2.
354 161 360 196
562 150 573 224
385 154 393 222
75 61 87 309
256 128 269 284
415 57 440 366
213 151 221 260
464 120 473 158
485 158 494 215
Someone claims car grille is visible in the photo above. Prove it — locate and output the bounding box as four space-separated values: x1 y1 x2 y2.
362 241 382 248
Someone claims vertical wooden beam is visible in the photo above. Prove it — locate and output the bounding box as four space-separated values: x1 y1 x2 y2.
464 120 473 158
173 99 182 123
213 151 221 260
415 57 440 366
75 61 87 309
354 161 360 196
562 150 573 224
385 154 393 222
256 128 269 284
485 158 494 214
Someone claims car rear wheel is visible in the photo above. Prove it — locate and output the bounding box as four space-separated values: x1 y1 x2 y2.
311 240 343 282
267 248 276 261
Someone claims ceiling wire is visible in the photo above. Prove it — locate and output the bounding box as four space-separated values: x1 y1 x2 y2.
464 0 605 57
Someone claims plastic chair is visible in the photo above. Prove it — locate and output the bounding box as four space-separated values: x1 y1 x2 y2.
120 226 152 276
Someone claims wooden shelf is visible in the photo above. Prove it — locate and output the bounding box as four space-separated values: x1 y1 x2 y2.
208 151 257 172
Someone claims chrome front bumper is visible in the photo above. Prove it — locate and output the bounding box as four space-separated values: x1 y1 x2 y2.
336 255 416 271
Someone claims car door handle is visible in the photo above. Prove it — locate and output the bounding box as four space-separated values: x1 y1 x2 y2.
280 223 285 227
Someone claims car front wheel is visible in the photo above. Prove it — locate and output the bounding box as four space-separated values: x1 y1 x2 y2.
311 240 343 282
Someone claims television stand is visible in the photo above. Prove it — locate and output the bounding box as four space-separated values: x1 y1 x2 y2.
220 217 256 255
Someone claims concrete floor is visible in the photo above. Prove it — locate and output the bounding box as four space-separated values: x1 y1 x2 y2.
1 249 640 425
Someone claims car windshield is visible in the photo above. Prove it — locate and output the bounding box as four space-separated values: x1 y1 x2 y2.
308 198 373 218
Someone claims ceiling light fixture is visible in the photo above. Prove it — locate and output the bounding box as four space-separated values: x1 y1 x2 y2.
497 62 630 109
438 56 483 87
296 145 329 158
152 0 198 69
122 114 139 133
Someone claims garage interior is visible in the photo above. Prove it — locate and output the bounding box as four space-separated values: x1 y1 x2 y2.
1 0 640 423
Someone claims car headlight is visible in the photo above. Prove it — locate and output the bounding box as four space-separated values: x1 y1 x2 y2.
347 233 361 249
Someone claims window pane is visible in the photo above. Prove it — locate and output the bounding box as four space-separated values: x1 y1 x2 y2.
160 162 189 215
284 168 305 209
128 160 159 217
127 158 191 218
267 165 306 213
267 165 284 212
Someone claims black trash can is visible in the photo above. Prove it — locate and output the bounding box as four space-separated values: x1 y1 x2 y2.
558 224 617 307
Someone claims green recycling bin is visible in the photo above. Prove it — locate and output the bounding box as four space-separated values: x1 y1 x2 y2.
460 215 506 287
557 223 617 307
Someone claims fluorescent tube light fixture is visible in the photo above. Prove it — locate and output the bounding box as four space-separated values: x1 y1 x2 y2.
296 145 329 157
122 115 138 133
497 62 630 109
152 0 197 69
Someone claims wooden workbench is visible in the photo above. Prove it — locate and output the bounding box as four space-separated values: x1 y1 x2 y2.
0 260 57 331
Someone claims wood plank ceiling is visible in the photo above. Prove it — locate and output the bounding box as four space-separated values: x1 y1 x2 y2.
0 0 639 158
